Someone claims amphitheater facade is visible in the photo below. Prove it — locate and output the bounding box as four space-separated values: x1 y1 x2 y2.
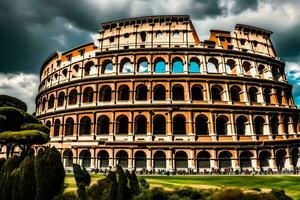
35 15 300 173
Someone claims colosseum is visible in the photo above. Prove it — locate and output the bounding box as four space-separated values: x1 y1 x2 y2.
35 15 300 173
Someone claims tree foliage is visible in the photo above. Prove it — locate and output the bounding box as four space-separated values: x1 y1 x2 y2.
73 164 91 200
0 95 27 112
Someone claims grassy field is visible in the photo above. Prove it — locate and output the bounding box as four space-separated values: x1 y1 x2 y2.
65 174 300 199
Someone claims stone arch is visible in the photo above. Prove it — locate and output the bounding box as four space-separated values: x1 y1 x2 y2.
225 59 237 75
171 57 184 73
153 151 166 169
79 116 91 135
101 59 114 74
65 117 74 136
270 115 279 135
211 84 224 101
242 61 252 76
153 115 166 135
97 150 109 168
84 61 97 76
191 84 204 100
79 149 91 168
57 91 65 107
175 151 188 169
99 85 112 102
172 84 184 100
249 87 259 103
240 151 253 169
116 115 129 134
135 151 147 169
195 114 209 135
196 151 211 169
230 85 242 102
236 115 248 135
153 84 166 100
83 87 94 103
259 150 271 168
120 58 133 73
216 115 229 135
154 57 166 73
116 150 128 168
276 149 287 171
97 115 110 135
136 84 148 101
48 94 55 109
63 149 73 167
173 114 186 135
137 57 149 73
68 89 78 105
218 151 233 169
54 119 60 136
254 116 265 135
135 115 147 134
189 57 201 73
207 57 219 73
118 85 130 100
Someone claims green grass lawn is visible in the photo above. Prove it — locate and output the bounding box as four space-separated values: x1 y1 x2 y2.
65 174 300 199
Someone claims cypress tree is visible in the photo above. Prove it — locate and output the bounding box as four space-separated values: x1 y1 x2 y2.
11 168 20 200
73 164 91 200
116 166 130 200
19 156 35 200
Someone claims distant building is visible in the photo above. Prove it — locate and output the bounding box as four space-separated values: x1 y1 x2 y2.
35 15 300 173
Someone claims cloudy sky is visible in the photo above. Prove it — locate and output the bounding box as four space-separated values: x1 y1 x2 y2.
1 0 300 113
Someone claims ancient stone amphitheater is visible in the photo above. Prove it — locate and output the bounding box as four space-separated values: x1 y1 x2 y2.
35 15 300 173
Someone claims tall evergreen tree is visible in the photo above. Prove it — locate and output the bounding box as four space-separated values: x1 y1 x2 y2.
116 166 130 200
73 164 91 200
19 156 36 200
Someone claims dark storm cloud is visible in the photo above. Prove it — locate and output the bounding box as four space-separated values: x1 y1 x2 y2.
231 0 259 14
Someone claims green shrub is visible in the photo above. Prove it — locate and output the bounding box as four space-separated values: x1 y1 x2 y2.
149 187 168 200
211 188 244 200
19 156 36 200
73 164 91 200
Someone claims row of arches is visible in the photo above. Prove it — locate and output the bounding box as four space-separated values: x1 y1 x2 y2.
62 148 299 171
39 83 292 112
49 113 298 137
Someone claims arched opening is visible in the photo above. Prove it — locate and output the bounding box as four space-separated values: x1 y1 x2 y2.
175 151 188 169
118 85 130 100
71 64 79 78
211 85 223 101
172 57 184 73
63 149 73 168
242 61 252 76
102 60 114 74
230 86 241 102
79 150 91 168
276 149 287 171
65 118 74 136
154 58 166 73
207 58 218 73
116 151 128 168
57 92 65 107
79 116 91 135
270 116 279 135
197 151 211 169
249 87 258 103
257 65 265 78
42 98 46 111
140 31 146 42
276 88 282 105
137 58 148 73
153 85 166 100
153 151 166 169
216 116 228 135
116 115 128 134
153 115 166 135
99 86 112 102
68 89 77 105
136 84 147 101
46 121 51 129
264 88 271 104
84 61 97 76
172 84 184 100
236 116 247 135
195 115 209 135
97 115 109 135
191 85 204 100
259 151 271 168
54 119 60 136
189 58 200 73
225 59 236 75
173 115 186 135
240 151 253 169
272 67 281 81
135 115 147 134
219 151 232 169
97 150 109 168
48 94 55 109
83 87 94 103
254 116 265 135
291 148 299 168
120 58 133 73
135 151 146 169
283 116 289 134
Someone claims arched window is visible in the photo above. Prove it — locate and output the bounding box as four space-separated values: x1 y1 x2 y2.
263 89 271 104
118 85 130 101
68 89 77 105
230 86 241 102
207 58 218 73
254 116 265 135
259 151 271 167
225 59 236 75
195 115 209 135
154 58 166 73
191 85 204 100
172 85 184 100
79 150 91 168
211 85 223 101
175 151 188 169
71 64 79 78
57 92 65 107
236 116 247 135
140 31 146 42
242 61 252 76
135 84 147 101
270 116 279 135
84 61 97 76
116 115 128 134
48 94 55 109
153 115 166 135
276 150 286 171
137 58 148 73
272 67 281 81
291 148 299 168
154 151 166 169
173 115 186 135
120 58 133 73
153 85 166 100
283 116 289 134
97 115 109 135
116 150 128 168
54 119 60 136
257 65 265 78
249 87 258 103
63 149 73 168
197 151 211 169
216 116 228 135
102 60 114 74
276 88 282 105
240 151 253 169
189 58 200 73
97 151 109 168
83 87 94 103
42 98 47 111
65 118 74 136
99 86 112 102
219 151 232 169
46 121 51 129
79 116 91 135
135 115 147 134
135 151 146 169
172 57 184 73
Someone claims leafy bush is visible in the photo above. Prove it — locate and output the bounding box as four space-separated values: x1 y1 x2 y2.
211 188 244 200
0 95 27 112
